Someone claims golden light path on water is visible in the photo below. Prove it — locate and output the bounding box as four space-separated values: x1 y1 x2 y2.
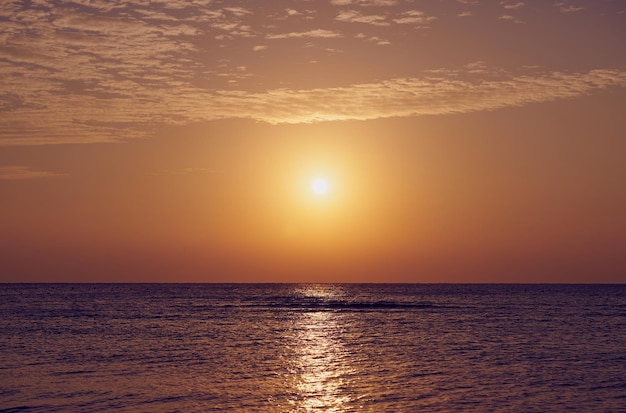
288 286 354 412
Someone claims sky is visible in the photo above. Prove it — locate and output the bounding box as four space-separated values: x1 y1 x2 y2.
1 0 625 283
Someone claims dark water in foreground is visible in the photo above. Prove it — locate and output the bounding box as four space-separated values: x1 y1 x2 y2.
1 284 625 412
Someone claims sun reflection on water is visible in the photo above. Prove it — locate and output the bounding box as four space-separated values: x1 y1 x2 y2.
289 286 353 412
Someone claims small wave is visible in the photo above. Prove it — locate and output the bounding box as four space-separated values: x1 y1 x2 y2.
271 299 457 312
0 405 51 413
197 299 458 312
50 369 98 376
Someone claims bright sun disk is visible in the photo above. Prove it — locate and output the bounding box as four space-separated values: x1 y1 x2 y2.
311 178 328 195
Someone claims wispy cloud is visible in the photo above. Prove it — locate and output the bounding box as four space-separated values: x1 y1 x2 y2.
334 8 434 27
560 6 585 13
336 10 390 26
502 2 525 10
331 0 399 6
0 166 66 180
208 68 626 124
553 1 584 13
393 10 437 26
498 14 525 24
1 63 625 145
0 0 623 146
266 29 343 39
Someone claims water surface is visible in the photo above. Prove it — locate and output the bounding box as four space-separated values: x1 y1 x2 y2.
1 284 625 412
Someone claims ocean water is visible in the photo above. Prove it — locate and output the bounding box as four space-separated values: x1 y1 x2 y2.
1 284 625 412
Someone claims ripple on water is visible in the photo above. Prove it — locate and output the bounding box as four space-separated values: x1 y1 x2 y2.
1 284 625 412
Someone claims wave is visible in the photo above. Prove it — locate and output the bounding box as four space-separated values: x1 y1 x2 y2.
215 299 458 312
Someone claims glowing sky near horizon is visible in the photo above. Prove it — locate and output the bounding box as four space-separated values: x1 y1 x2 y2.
1 0 625 282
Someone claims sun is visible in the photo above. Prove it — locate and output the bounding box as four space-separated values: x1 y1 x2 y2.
311 177 328 195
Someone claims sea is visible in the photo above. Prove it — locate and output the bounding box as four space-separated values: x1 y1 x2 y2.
1 284 625 412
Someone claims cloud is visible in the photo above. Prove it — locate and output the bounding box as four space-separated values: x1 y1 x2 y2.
331 0 398 6
463 61 492 74
2 64 625 146
502 2 525 9
552 1 584 13
0 93 25 111
0 1 624 146
0 166 66 180
335 8 435 27
223 7 253 17
393 10 436 25
266 29 343 39
336 10 389 26
205 69 626 124
361 35 392 45
498 14 525 23
560 6 584 13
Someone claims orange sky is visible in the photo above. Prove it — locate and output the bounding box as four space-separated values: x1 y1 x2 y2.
1 0 625 282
